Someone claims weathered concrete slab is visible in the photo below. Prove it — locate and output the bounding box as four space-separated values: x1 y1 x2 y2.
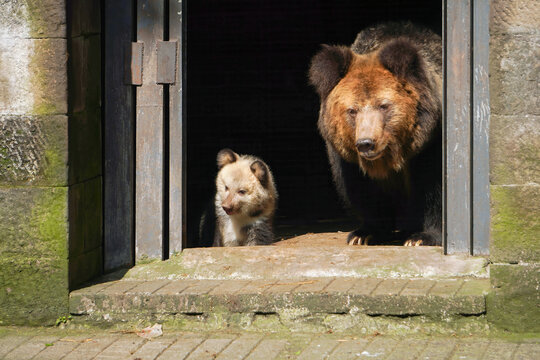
122 235 488 281
69 276 490 332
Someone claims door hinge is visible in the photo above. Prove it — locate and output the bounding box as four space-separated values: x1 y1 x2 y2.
156 40 178 84
125 41 177 85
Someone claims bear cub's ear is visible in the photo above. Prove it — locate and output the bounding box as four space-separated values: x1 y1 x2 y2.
250 160 269 188
309 45 354 100
378 38 427 84
217 149 239 169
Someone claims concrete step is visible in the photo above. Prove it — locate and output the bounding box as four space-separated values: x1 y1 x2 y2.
70 238 490 334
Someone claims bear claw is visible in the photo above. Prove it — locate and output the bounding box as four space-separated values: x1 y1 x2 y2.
348 234 372 246
404 239 424 246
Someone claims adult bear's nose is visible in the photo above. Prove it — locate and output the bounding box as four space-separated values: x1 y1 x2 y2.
356 138 375 153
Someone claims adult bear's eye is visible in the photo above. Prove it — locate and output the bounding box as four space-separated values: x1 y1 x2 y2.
347 108 358 116
379 103 391 111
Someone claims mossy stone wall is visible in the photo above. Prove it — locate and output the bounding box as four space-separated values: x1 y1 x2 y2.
0 0 69 325
488 0 540 332
0 0 103 325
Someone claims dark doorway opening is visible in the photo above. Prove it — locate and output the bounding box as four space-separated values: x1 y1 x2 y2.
186 0 442 247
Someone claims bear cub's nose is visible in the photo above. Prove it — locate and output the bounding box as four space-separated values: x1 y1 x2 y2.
356 138 375 153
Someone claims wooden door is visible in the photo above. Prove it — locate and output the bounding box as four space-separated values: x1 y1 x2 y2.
104 0 184 270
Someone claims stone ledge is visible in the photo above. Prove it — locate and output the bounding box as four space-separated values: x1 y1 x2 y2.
70 277 489 327
122 243 489 281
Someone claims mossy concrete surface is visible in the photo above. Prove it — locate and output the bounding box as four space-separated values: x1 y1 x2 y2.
0 187 69 325
490 185 540 263
487 264 540 333
70 276 490 335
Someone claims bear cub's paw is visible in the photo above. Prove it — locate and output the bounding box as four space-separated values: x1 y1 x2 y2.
404 232 439 246
347 230 373 246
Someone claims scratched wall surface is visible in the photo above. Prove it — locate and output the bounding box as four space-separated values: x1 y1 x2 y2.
488 0 540 332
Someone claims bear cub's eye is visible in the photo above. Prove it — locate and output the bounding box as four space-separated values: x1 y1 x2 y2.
346 108 358 116
225 186 229 192
237 189 247 195
378 103 391 111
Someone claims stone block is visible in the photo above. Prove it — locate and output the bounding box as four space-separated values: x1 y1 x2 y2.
68 177 102 257
0 38 35 114
0 37 67 115
0 0 66 39
0 115 67 186
490 115 540 185
69 0 101 37
490 34 540 116
0 38 68 115
70 34 101 114
491 0 540 35
68 110 102 184
0 187 68 258
487 264 540 332
490 185 540 263
32 39 68 115
0 187 68 325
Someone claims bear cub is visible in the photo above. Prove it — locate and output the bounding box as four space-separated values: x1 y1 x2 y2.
200 149 278 247
309 22 442 246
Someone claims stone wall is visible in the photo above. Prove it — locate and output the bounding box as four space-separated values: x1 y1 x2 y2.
0 0 103 325
0 0 69 325
488 0 540 332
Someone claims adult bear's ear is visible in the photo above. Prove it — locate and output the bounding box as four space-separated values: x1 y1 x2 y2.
309 45 353 100
378 38 428 84
250 160 269 188
217 148 239 169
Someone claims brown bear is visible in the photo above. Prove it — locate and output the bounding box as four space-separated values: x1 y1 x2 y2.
309 22 442 246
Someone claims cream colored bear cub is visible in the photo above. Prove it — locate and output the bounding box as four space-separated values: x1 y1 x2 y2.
212 149 278 247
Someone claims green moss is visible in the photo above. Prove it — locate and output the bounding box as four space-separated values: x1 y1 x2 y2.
33 103 59 116
29 38 66 116
490 185 540 263
0 188 68 325
32 187 68 258
30 46 56 116
487 264 540 333
43 149 63 184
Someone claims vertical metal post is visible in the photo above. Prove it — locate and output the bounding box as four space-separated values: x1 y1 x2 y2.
444 0 472 254
168 0 185 255
472 0 490 255
136 0 165 260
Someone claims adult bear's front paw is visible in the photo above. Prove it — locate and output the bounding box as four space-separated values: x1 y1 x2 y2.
404 232 438 246
347 230 372 246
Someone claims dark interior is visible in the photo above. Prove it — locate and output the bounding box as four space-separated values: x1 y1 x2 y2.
186 0 442 247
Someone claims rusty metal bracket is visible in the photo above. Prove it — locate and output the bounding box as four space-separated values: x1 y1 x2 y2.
125 42 144 86
156 41 178 84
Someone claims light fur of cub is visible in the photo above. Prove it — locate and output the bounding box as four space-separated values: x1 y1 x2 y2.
211 149 277 247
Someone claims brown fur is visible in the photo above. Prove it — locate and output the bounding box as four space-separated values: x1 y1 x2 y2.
309 22 442 246
322 53 420 179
